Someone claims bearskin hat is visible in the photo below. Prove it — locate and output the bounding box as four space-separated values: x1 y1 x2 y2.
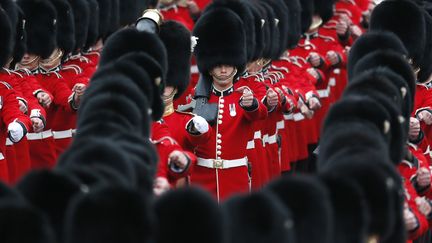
0 200 56 243
16 169 84 240
265 0 289 58
0 5 12 67
352 50 416 100
11 6 26 65
259 1 280 61
99 27 168 77
319 174 369 243
49 0 75 55
244 1 265 61
67 0 89 53
370 0 426 68
418 9 432 83
64 185 155 243
107 0 119 37
266 175 334 243
314 0 334 23
155 187 226 243
205 0 256 62
96 0 111 40
119 0 140 26
300 0 314 33
17 0 57 59
323 155 397 241
193 8 247 77
347 31 408 80
84 0 99 50
159 20 192 98
222 192 296 243
283 0 302 48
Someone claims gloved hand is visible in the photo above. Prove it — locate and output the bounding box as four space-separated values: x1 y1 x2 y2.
192 115 209 134
8 121 25 143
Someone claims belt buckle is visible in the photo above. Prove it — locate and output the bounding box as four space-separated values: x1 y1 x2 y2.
213 159 224 169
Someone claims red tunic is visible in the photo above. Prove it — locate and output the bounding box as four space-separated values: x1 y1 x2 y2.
28 71 76 169
189 78 268 201
0 82 31 183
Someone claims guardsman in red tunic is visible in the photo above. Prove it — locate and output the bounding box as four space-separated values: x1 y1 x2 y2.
47 0 89 156
188 8 268 201
0 7 32 183
17 0 84 168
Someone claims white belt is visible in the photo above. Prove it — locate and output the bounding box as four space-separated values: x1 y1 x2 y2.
246 140 255 149
253 130 262 140
190 65 199 74
284 114 294 120
329 77 336 86
276 120 285 130
293 113 305 121
5 138 12 146
317 86 331 98
52 129 76 139
263 134 277 145
0 153 4 160
197 157 248 169
268 134 277 144
26 129 53 140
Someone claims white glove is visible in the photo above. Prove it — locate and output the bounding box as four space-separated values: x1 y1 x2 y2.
8 121 24 143
192 116 209 134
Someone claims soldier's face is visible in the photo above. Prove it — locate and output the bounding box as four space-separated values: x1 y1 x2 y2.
210 65 236 80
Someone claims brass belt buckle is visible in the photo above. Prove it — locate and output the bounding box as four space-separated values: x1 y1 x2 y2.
213 159 224 169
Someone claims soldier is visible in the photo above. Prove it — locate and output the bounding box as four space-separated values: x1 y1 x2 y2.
188 7 268 201
0 6 32 183
17 0 84 168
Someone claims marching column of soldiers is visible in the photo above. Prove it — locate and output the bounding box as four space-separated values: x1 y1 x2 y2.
0 0 431 242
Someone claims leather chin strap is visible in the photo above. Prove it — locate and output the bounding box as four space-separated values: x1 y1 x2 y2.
210 67 238 82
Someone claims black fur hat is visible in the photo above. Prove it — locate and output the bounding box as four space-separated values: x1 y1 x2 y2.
49 0 75 55
343 83 406 165
67 0 89 53
370 0 426 68
283 0 302 48
323 95 393 141
106 0 119 36
265 0 289 58
319 174 369 243
155 187 226 243
205 0 256 62
58 137 136 185
64 185 155 243
259 1 278 61
352 50 416 100
300 0 314 33
0 0 18 42
17 0 57 59
16 169 85 241
314 0 334 23
193 8 247 77
160 20 192 98
99 27 168 77
0 5 12 67
222 191 296 243
84 0 99 50
347 31 408 80
11 6 27 65
418 9 432 83
0 200 56 243
318 121 389 168
119 0 140 26
245 1 265 61
96 0 111 40
266 175 334 243
323 154 397 241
